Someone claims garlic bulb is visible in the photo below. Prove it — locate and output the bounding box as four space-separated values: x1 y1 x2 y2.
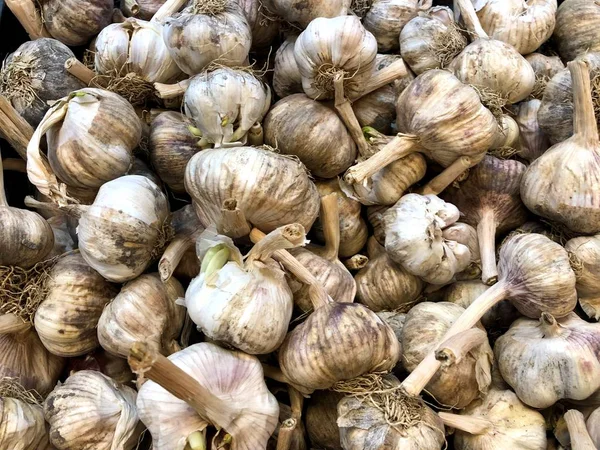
273 35 302 98
554 0 600 62
27 88 142 205
586 407 600 448
184 225 302 354
184 68 271 147
98 273 185 357
522 60 600 234
46 215 76 258
267 0 350 28
42 0 114 46
565 235 600 320
263 94 356 178
402 302 493 408
474 0 557 55
162 2 251 75
362 0 432 52
495 313 600 408
356 237 423 312
367 205 387 245
439 389 547 450
384 194 471 285
34 252 118 357
121 0 166 19
516 99 550 162
133 341 279 450
400 6 467 75
449 0 535 104
294 15 377 100
0 314 64 396
538 53 600 145
236 0 279 48
68 350 134 386
525 53 565 100
442 222 481 280
77 175 171 283
44 370 141 450
149 111 202 193
305 390 343 450
443 155 528 285
0 38 86 127
185 146 320 233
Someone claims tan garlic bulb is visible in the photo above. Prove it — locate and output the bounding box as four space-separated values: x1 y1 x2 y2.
98 273 185 358
356 237 423 312
133 342 279 450
267 0 350 28
384 194 471 285
34 252 118 357
439 389 547 450
443 155 528 285
516 99 550 162
495 313 600 408
77 175 170 283
45 370 141 450
121 0 165 19
367 205 388 244
294 15 377 100
449 0 535 104
400 6 467 75
42 0 114 46
362 0 432 52
273 35 302 98
184 68 271 147
235 0 279 49
376 310 405 348
565 235 600 320
474 0 557 55
185 146 320 233
305 390 343 450
525 53 565 100
0 315 64 396
263 95 356 178
313 179 367 258
553 0 600 62
149 111 202 193
522 60 600 234
586 407 600 448
538 53 600 145
163 2 251 75
27 88 142 205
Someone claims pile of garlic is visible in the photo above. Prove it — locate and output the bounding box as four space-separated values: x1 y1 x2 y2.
1 0 600 449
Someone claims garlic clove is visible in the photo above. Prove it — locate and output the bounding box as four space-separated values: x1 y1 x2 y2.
442 222 481 280
42 0 114 46
554 0 600 62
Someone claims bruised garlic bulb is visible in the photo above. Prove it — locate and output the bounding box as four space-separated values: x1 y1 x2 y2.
400 6 467 75
184 226 301 354
495 313 600 408
305 390 343 450
98 273 185 357
44 370 141 450
522 60 600 234
273 35 302 98
516 99 550 162
554 0 600 62
34 252 118 357
565 235 600 320
184 68 271 147
439 389 547 450
77 175 170 283
356 237 423 312
384 194 471 285
121 0 165 19
185 146 320 233
264 94 356 178
163 2 251 75
0 39 86 127
525 53 565 100
27 88 141 205
42 0 114 46
267 0 349 28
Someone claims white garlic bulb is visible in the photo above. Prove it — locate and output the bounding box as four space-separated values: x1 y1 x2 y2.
565 235 600 320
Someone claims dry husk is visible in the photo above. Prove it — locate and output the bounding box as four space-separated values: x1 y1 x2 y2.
553 0 600 61
42 0 114 46
565 235 600 320
46 215 76 258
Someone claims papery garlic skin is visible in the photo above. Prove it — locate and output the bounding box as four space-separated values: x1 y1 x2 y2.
121 0 165 19
268 0 350 28
565 235 600 320
587 407 600 448
137 342 279 450
273 35 302 98
495 313 600 409
0 397 48 450
44 370 141 450
236 0 279 48
184 68 271 147
554 0 600 62
516 99 550 163
42 0 114 46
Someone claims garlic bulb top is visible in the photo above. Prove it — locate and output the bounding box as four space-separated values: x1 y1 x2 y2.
184 68 271 147
294 15 377 100
522 60 600 234
384 194 471 285
474 0 557 55
273 35 302 98
162 2 251 75
185 146 320 233
495 313 600 409
44 370 141 450
554 0 600 61
267 0 350 28
135 342 279 450
42 0 114 46
78 175 171 283
565 235 600 320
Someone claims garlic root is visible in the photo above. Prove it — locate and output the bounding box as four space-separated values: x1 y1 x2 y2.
564 410 597 450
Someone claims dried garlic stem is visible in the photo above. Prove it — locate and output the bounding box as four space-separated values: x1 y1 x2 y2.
122 0 141 16
217 198 251 239
0 111 28 160
571 60 600 145
276 419 297 450
64 58 96 86
154 79 191 99
0 95 34 144
333 73 370 156
344 254 369 271
435 328 487 367
4 0 50 39
438 412 493 435
2 158 26 173
350 58 412 101
246 224 306 264
289 386 303 419
454 0 488 40
478 208 498 285
152 0 187 22
564 410 596 450
24 196 88 218
248 123 264 146
159 234 195 282
261 364 293 384
320 194 341 261
0 313 31 334
0 152 8 207
540 312 564 338
419 156 472 196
